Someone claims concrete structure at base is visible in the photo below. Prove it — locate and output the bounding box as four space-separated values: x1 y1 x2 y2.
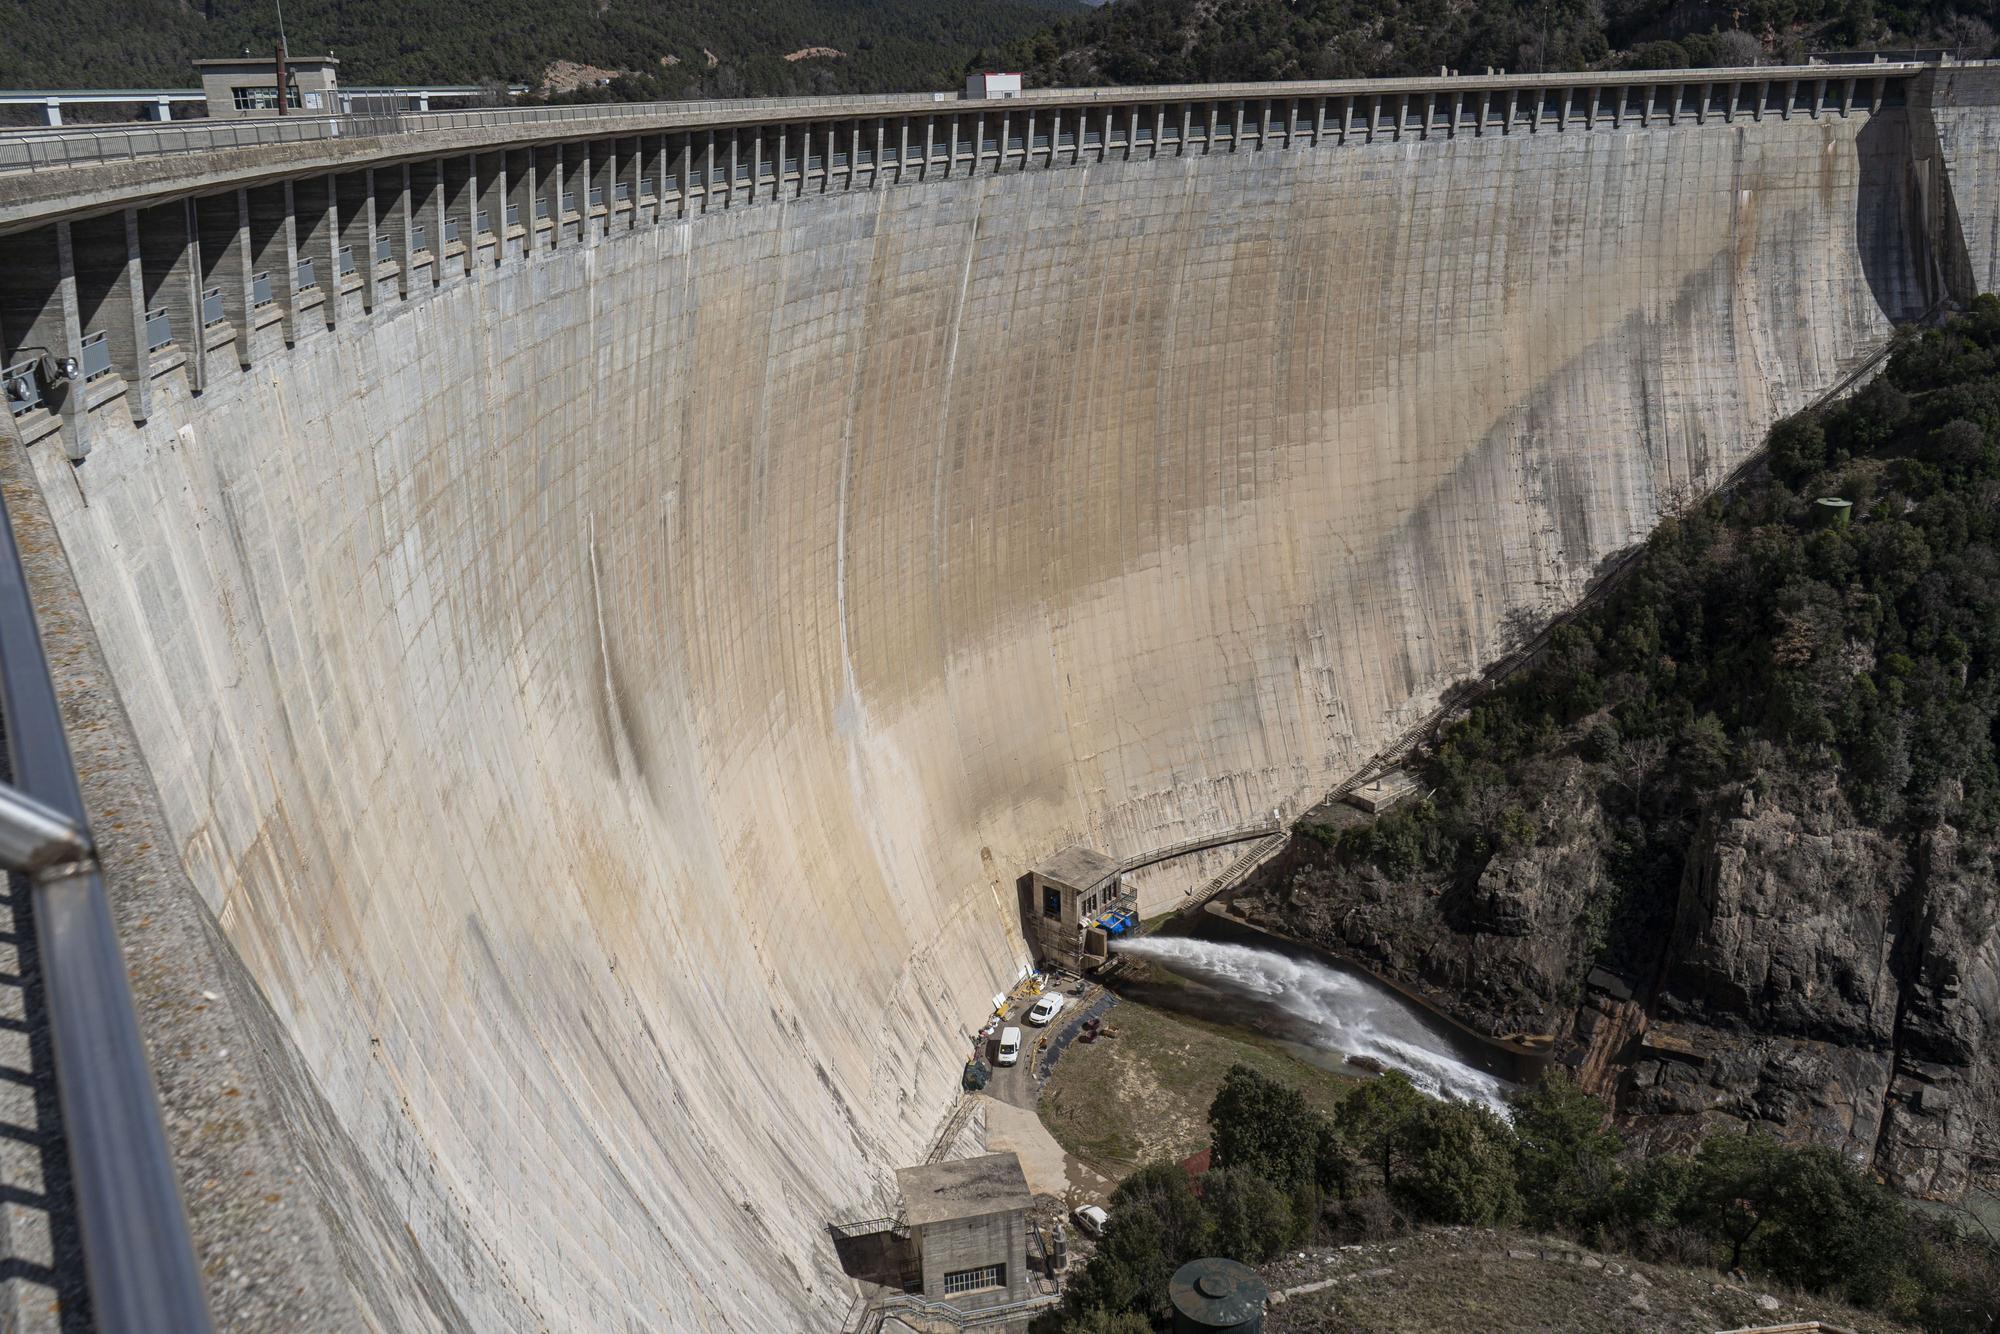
1030 844 1125 969
0 60 1996 1332
895 1154 1033 1309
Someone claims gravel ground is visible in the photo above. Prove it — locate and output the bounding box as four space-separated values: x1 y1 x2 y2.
1260 1227 1912 1333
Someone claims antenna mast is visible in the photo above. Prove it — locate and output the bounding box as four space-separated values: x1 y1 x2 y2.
273 0 290 115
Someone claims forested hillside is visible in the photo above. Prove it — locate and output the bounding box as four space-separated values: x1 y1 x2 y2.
1236 299 2000 1202
987 0 1996 88
0 0 1076 98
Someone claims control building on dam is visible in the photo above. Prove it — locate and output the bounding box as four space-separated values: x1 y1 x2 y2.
0 57 1995 1331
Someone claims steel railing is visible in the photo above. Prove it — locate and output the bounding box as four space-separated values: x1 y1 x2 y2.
0 487 212 1332
0 61 1942 176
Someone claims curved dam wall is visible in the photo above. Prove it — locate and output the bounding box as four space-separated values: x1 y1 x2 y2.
7 96 1947 1327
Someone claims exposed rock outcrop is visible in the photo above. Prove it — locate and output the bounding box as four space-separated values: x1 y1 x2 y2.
1258 775 2000 1200
1660 784 1903 1050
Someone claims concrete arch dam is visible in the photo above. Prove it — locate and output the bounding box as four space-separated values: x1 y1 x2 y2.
0 63 1993 1330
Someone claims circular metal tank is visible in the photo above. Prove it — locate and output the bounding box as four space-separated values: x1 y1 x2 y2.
1169 1257 1267 1332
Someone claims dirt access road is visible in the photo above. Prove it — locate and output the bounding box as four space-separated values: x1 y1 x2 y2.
976 985 1114 1205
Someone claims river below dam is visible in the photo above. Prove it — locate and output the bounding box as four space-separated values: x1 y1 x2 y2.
1111 934 1527 1114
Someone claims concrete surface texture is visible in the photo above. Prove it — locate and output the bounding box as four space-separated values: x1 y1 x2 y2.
19 108 1937 1328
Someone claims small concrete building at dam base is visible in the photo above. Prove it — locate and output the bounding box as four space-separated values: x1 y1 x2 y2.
0 58 1995 1330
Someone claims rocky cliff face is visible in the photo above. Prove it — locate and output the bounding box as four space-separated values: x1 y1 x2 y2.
1252 775 2000 1202
1269 760 1610 1037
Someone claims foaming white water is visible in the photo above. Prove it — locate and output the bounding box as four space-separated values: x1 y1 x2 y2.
1117 936 1515 1114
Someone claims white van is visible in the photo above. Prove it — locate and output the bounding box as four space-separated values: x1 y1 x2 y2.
996 1026 1023 1066
1027 994 1065 1026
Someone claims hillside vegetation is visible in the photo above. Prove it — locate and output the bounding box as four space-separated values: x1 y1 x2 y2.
0 0 1075 100
1039 1064 2000 1333
1239 300 2000 1202
987 0 1996 88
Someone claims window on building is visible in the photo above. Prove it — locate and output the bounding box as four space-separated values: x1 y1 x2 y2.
1081 893 1097 917
232 85 302 111
941 1264 1004 1296
1042 887 1062 921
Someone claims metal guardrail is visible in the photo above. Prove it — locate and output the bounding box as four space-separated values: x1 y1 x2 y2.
144 307 171 351
0 483 213 1331
0 61 1944 176
1119 818 1284 873
200 285 224 326
77 330 111 381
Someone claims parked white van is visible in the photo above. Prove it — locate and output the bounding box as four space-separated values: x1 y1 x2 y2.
1027 994 1066 1026
996 1026 1023 1066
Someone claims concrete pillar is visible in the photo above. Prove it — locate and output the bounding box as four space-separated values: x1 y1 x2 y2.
151 98 172 122
615 137 638 229
654 136 673 218
42 98 60 128
532 144 559 244
170 201 206 387
1235 100 1247 150
68 212 148 425
117 210 151 421
243 182 297 346
51 224 87 459
474 151 506 265
416 92 430 112
442 156 474 272
193 189 251 366
700 132 715 212
583 140 611 240
374 164 411 296
290 175 338 329
139 199 205 392
1841 77 1856 116
336 171 377 310
428 158 449 277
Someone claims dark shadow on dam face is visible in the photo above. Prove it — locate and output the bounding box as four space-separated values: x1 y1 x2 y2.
1858 108 1935 322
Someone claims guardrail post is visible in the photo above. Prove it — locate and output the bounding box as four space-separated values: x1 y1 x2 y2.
0 483 216 1333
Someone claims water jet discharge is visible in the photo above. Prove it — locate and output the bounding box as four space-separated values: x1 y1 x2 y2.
0 61 1996 1329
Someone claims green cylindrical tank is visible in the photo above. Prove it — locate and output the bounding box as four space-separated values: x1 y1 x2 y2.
1169 1257 1267 1333
1814 496 1853 528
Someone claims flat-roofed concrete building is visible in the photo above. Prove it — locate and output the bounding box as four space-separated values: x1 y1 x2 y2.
195 53 339 118
894 1153 1032 1308
1029 844 1124 969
